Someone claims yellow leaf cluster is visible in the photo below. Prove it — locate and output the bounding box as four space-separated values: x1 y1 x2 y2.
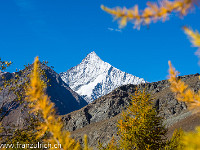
168 61 200 109
83 134 91 150
0 58 12 71
184 27 200 48
181 127 200 149
26 57 87 150
184 27 200 64
101 0 197 28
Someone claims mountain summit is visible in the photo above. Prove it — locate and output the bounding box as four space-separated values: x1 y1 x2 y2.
60 51 146 103
82 51 100 63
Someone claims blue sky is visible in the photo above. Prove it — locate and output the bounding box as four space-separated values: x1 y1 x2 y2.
1 0 200 82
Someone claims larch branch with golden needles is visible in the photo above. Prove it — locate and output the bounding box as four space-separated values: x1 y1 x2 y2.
168 28 200 149
168 61 200 108
184 27 200 47
101 0 198 28
183 27 200 61
168 61 200 149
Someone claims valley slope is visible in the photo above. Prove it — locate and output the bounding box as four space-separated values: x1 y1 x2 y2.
62 73 200 148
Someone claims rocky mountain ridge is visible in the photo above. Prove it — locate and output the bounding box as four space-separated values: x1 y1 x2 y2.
60 51 146 103
62 73 200 148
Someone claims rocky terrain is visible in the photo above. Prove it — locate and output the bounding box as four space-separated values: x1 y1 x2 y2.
1 61 200 149
0 63 87 128
62 73 200 148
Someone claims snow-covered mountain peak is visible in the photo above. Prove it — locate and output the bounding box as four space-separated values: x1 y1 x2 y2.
60 51 146 103
84 51 99 59
82 51 102 64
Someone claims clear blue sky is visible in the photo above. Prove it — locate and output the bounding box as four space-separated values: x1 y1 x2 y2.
1 0 200 82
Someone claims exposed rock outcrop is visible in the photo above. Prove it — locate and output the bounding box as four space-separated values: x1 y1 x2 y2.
63 73 200 148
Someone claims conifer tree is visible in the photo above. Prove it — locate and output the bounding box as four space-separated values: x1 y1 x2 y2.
117 90 168 150
99 89 182 150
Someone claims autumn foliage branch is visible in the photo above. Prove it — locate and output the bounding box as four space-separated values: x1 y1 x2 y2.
101 0 198 28
0 58 12 71
26 57 82 150
168 61 200 108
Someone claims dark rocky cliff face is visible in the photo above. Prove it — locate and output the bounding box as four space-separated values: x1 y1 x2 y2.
41 64 88 114
0 63 88 128
62 73 200 148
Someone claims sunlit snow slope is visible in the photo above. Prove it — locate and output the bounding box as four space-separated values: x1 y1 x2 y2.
60 51 146 103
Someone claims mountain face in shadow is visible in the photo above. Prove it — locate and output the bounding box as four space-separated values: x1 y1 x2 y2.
40 63 88 114
0 62 88 128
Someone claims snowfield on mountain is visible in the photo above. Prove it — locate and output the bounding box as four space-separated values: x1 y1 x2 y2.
60 51 146 103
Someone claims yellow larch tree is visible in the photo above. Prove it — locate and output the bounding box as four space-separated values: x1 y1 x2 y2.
117 90 168 150
26 56 91 150
99 89 183 150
